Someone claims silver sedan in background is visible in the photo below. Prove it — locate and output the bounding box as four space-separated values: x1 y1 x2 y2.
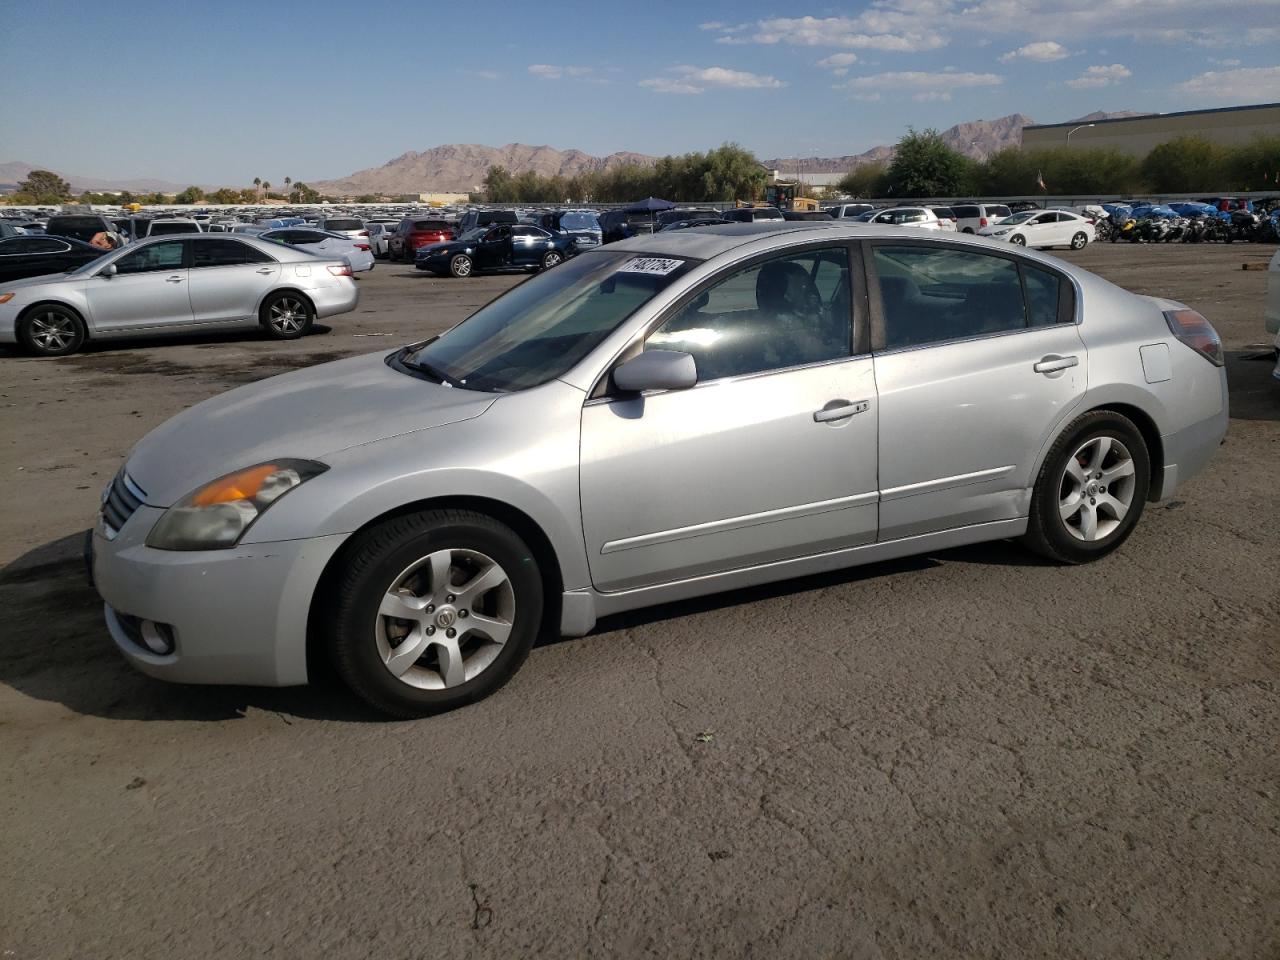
91 223 1228 717
0 233 359 356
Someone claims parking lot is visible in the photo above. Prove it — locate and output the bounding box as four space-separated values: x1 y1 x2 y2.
1 244 1277 958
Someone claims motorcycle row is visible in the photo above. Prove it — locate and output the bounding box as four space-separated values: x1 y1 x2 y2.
1096 200 1280 244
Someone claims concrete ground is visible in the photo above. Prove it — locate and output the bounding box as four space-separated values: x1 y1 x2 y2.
1 243 1277 959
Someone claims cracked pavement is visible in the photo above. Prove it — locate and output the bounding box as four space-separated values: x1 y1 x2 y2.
1 246 1277 958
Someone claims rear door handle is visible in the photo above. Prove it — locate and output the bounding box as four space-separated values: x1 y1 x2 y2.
256 267 273 274
1033 354 1078 374
165 276 184 283
813 399 870 423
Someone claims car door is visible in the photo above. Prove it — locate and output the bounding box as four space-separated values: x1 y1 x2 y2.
1026 213 1058 246
187 237 280 323
474 227 511 269
867 241 1086 541
509 226 544 266
579 244 879 593
84 240 193 331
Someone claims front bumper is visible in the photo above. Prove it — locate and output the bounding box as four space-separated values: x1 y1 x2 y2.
92 505 347 686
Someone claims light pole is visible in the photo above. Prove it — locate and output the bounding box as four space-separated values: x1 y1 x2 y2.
1066 122 1095 144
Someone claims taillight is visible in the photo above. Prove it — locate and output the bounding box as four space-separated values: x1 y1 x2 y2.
327 264 352 277
1164 308 1224 366
359 230 369 237
979 217 988 227
355 243 370 251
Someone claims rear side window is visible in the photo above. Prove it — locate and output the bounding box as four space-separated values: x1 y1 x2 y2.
931 208 955 219
952 205 978 219
1023 264 1064 327
192 238 274 267
324 218 363 231
987 205 1011 219
873 245 1026 349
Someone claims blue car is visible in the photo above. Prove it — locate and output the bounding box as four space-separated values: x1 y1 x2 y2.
415 224 577 278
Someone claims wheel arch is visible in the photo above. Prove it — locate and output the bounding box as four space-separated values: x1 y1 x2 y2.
255 286 316 319
305 494 566 683
1030 398 1166 505
17 298 90 336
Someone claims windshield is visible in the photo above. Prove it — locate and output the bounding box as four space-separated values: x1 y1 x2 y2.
456 227 487 242
558 212 599 232
998 211 1037 225
400 251 695 392
325 219 362 231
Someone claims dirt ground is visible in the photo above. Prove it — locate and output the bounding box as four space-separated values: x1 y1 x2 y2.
1 243 1277 959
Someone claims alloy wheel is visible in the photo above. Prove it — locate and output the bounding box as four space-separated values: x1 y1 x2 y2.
1058 436 1136 542
374 548 515 690
269 298 307 334
29 312 75 351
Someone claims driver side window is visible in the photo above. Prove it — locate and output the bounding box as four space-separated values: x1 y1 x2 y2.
645 247 854 382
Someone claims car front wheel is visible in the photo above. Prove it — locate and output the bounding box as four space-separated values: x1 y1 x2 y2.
1010 234 1027 246
1022 411 1150 564
449 254 473 278
324 509 543 718
19 305 86 356
1071 231 1089 249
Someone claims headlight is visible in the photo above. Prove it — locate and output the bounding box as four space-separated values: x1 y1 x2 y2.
146 459 326 550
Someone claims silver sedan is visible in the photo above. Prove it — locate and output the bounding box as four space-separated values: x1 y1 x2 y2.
0 233 359 356
91 223 1228 717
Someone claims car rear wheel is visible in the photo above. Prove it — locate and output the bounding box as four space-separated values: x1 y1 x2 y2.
961 227 975 234
449 254 473 278
19 305 86 357
324 509 543 718
260 292 314 339
1010 234 1027 246
541 250 564 270
1022 411 1150 564
1070 231 1089 249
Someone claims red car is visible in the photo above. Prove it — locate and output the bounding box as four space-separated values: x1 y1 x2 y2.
389 218 455 261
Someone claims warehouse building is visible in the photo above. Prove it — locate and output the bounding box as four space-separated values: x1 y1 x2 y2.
1021 102 1280 154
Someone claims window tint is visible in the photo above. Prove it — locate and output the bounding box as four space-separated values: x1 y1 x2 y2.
952 205 979 218
987 205 1011 219
115 241 185 275
646 247 853 381
324 218 363 231
148 221 196 236
413 220 449 231
1023 264 1063 327
873 245 1026 349
192 238 273 267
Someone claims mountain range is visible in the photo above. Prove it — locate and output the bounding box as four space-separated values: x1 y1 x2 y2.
2 110 1148 197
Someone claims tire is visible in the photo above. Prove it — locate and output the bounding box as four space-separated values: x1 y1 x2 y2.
1021 410 1151 564
19 305 86 356
541 250 564 270
1010 234 1027 246
961 227 975 234
449 254 473 278
1070 231 1088 250
259 291 314 340
323 509 544 718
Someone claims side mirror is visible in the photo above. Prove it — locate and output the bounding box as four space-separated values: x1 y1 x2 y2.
613 350 697 393
100 263 117 277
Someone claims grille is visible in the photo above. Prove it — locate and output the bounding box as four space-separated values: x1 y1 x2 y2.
101 471 147 539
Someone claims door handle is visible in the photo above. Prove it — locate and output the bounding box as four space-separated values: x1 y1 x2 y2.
165 276 184 283
813 399 870 423
1033 354 1078 374
256 267 273 274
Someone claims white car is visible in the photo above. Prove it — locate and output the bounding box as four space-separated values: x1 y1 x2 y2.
147 219 205 237
258 228 375 273
979 210 1096 250
314 217 368 241
366 223 394 259
867 207 946 231
951 203 1013 235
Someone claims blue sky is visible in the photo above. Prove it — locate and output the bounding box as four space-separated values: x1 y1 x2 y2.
2 0 1278 185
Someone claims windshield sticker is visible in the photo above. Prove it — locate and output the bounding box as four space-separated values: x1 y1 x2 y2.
617 257 684 276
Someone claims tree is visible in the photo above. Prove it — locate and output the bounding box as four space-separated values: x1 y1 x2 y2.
209 187 241 204
252 176 261 199
13 169 72 203
1141 137 1226 192
1225 135 1280 190
356 194 378 204
884 129 974 198
291 181 320 203
261 181 271 197
174 185 204 204
284 176 292 198
835 162 889 197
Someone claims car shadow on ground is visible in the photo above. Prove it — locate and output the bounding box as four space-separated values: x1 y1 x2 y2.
1226 349 1279 422
0 325 334 361
1 528 1044 723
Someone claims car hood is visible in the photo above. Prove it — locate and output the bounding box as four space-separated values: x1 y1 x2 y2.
125 351 497 506
1 271 90 293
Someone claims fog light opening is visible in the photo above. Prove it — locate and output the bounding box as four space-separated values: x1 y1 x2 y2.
140 620 176 656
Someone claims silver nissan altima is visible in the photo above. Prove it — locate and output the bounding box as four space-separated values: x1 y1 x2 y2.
91 223 1228 717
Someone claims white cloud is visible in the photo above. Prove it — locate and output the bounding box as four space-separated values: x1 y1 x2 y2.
714 14 946 52
999 40 1069 62
698 21 725 30
835 69 1003 98
817 52 859 76
640 65 785 94
1210 57 1242 66
1064 63 1131 88
1174 65 1280 102
473 70 501 81
528 64 596 79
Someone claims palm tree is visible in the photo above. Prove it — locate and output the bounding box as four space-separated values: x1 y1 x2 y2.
252 176 261 200
284 176 292 199
262 181 271 198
